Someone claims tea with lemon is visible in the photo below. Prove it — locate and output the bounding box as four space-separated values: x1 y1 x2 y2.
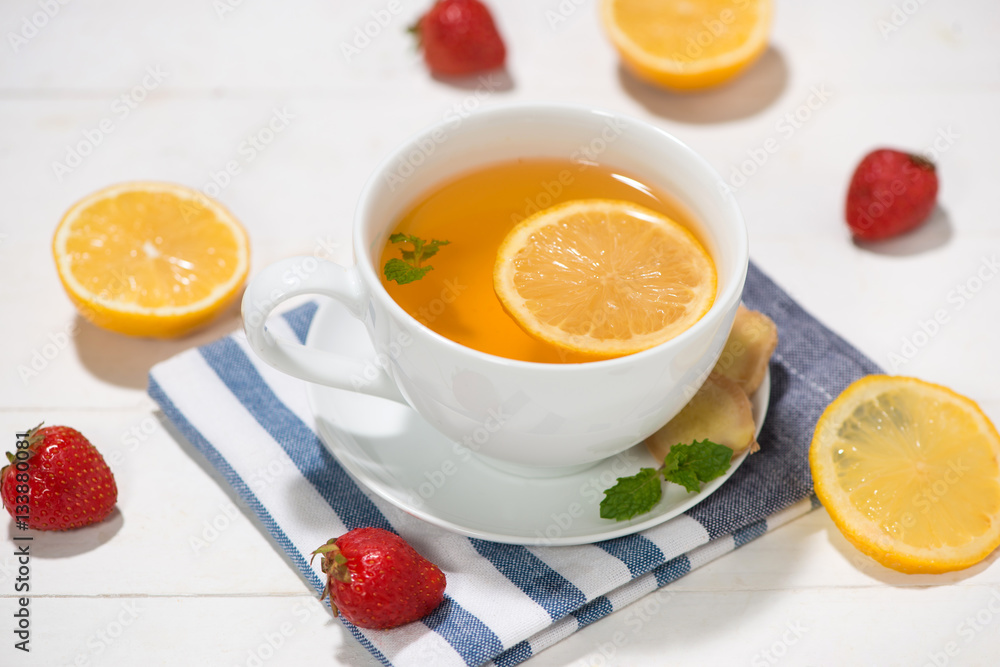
379 158 714 363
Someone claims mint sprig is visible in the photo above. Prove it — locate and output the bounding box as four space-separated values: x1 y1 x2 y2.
383 233 450 285
663 440 733 493
599 468 662 522
599 440 733 521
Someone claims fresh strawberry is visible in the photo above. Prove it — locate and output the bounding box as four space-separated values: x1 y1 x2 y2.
312 527 446 629
1 425 117 531
845 148 939 241
414 0 506 76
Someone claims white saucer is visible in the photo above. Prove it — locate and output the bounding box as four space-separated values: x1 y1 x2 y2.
306 302 769 546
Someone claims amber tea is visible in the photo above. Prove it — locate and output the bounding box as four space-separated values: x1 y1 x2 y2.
379 158 710 363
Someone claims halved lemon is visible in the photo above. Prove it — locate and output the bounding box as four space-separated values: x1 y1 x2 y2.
493 199 716 358
810 375 1000 574
53 182 250 338
601 0 773 91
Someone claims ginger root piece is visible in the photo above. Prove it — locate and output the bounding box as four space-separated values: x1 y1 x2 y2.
647 373 758 461
712 305 778 396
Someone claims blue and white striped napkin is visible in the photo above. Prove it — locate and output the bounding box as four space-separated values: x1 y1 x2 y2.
148 262 880 667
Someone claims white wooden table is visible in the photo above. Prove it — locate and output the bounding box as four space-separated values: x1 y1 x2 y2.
3 1 999 664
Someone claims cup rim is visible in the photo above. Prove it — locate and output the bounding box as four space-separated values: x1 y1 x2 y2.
353 101 749 370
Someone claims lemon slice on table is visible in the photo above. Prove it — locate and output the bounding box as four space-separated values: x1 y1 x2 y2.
53 182 250 338
493 199 716 358
601 0 773 91
810 375 1000 574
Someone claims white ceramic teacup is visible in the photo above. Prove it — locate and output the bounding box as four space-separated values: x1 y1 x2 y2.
242 103 748 475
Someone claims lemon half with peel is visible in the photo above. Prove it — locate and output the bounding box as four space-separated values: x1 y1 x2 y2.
53 182 250 338
493 199 716 358
810 375 1000 574
601 0 773 91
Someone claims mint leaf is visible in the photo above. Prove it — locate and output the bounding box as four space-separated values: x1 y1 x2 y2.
600 468 662 521
662 440 732 493
598 440 735 520
383 258 431 285
384 235 450 284
419 238 449 262
665 468 701 494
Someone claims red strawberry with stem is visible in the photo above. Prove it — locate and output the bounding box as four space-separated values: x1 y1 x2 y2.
413 0 506 76
845 148 939 241
1 424 118 531
311 527 446 629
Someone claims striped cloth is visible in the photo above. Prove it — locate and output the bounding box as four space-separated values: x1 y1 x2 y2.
148 262 880 667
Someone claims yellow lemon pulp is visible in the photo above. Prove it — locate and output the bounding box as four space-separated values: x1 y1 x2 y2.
810 375 1000 573
601 0 773 90
53 182 250 338
493 199 716 358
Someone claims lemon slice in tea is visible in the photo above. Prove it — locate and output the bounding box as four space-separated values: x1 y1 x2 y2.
493 199 716 358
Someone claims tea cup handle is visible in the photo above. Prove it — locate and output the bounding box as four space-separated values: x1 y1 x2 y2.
241 256 405 403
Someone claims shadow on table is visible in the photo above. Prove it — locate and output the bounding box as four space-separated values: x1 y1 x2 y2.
618 46 789 124
73 298 244 390
821 520 998 585
431 66 515 92
851 205 953 257
13 508 123 558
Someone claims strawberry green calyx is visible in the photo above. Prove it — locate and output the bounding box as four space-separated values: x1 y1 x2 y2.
25 423 44 443
311 539 351 582
909 153 936 172
1 423 41 477
311 538 352 612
